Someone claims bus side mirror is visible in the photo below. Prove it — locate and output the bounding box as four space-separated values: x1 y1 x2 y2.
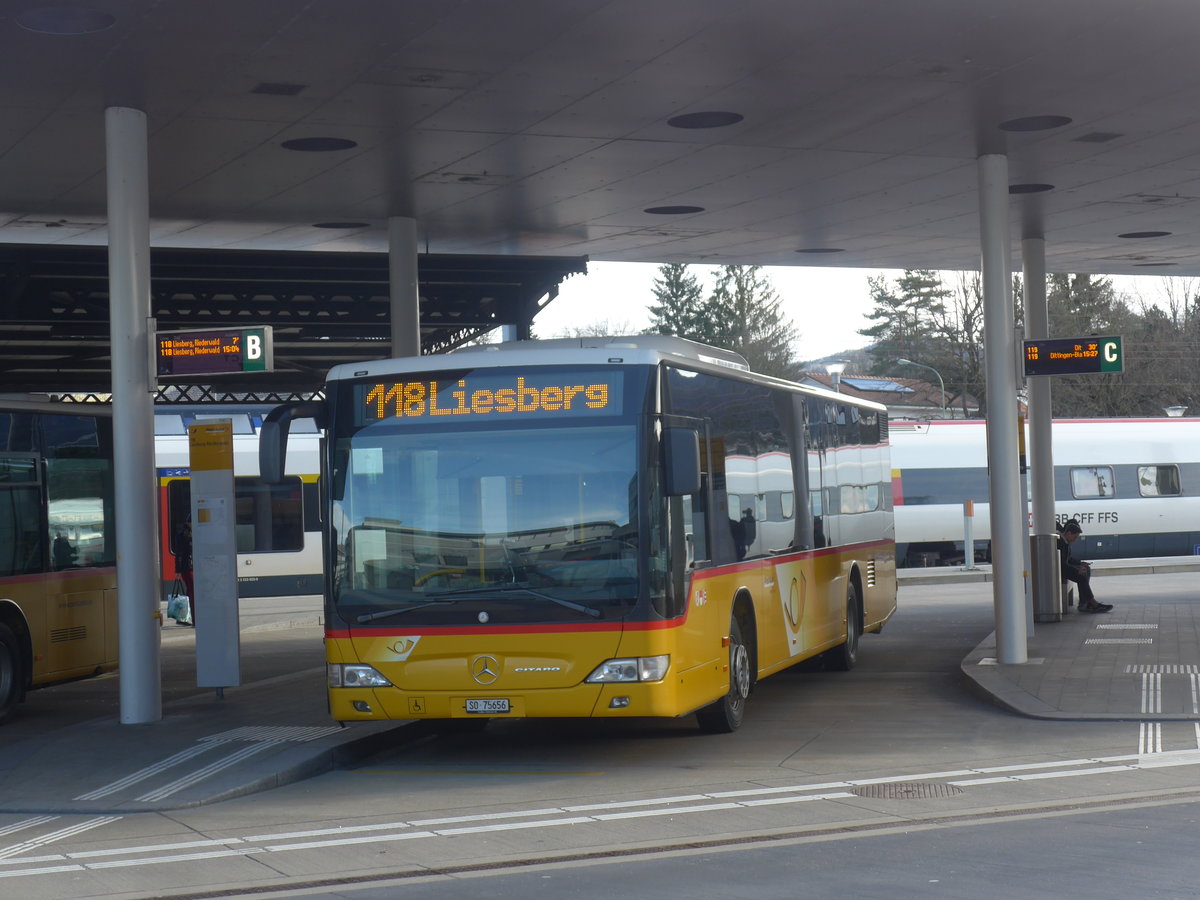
260 401 324 483
664 427 701 496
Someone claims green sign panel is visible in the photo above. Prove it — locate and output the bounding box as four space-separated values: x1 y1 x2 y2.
156 326 274 378
1023 335 1123 377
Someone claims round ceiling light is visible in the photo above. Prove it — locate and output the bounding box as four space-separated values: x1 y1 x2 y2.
15 6 115 34
667 111 744 129
644 205 704 215
998 115 1073 132
1009 183 1055 194
1118 231 1172 238
281 137 358 152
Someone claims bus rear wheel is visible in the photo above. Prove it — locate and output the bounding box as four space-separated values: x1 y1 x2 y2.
0 623 24 724
830 582 861 672
697 618 751 733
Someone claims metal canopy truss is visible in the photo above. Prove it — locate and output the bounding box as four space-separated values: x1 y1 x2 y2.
0 244 587 396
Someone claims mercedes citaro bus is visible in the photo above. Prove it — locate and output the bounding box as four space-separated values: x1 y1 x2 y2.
261 336 896 733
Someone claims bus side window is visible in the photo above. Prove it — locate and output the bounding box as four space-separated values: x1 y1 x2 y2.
2 497 44 574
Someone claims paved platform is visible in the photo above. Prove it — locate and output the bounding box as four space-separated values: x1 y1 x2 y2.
929 558 1200 721
0 598 408 817
3 560 1198 816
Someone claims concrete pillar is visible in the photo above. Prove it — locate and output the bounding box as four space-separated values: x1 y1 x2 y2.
978 154 1027 664
388 216 421 357
1023 237 1054 534
106 106 162 723
1024 237 1060 620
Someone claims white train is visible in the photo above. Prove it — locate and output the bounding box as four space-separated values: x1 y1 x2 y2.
890 417 1200 567
154 407 322 597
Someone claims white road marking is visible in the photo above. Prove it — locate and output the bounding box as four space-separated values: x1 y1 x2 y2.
0 817 121 861
4 751 1200 880
75 726 341 802
1141 673 1162 714
135 741 281 802
75 743 226 800
1138 722 1163 755
0 816 58 838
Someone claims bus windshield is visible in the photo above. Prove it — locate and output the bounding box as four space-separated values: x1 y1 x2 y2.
330 422 640 626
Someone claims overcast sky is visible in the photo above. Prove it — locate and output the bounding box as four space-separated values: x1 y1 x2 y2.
532 262 1191 363
534 262 896 361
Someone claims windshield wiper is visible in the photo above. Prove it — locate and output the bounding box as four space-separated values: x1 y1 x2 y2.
356 599 456 623
427 583 602 618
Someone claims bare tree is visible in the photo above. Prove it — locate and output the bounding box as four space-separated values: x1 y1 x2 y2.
555 319 635 338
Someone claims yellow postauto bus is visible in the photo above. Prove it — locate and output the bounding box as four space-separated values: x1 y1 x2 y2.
0 398 117 722
261 336 896 732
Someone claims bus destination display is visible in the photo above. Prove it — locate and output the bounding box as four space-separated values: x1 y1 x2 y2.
1023 335 1123 377
356 371 622 425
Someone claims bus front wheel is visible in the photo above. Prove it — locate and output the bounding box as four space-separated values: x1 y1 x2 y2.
0 623 24 724
697 617 751 734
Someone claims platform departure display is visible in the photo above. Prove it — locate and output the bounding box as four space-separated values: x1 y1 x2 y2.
1023 336 1124 377
156 327 273 377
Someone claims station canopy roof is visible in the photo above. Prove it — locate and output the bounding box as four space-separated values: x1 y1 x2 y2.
2 1 1199 393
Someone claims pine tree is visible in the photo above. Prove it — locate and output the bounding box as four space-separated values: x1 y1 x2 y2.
1046 274 1140 416
647 263 704 336
701 265 801 380
860 269 950 373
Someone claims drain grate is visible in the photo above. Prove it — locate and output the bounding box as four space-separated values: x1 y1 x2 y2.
849 782 964 800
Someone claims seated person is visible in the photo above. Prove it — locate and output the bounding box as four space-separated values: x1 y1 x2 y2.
1058 520 1112 613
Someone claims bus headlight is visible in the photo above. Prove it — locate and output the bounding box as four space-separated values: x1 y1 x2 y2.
585 655 669 683
328 663 392 688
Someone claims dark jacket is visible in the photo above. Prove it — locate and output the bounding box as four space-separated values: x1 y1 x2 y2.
174 522 193 572
1057 535 1086 580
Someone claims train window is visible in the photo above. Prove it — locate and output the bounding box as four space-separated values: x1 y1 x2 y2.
190 414 256 435
288 417 320 434
1070 466 1115 499
168 477 305 554
155 416 187 435
1137 465 1181 497
234 477 304 552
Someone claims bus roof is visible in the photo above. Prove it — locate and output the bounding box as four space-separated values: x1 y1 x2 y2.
326 335 749 380
325 335 887 413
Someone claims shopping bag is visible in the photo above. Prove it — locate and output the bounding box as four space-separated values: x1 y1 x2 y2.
167 579 192 625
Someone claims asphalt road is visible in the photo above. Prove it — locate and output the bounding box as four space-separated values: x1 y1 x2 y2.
5 582 1200 899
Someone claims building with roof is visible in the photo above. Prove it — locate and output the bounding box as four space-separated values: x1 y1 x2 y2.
801 371 980 420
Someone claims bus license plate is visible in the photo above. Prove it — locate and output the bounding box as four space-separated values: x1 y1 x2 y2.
466 698 509 714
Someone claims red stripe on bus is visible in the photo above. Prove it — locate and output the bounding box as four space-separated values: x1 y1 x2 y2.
326 617 683 639
0 566 117 586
